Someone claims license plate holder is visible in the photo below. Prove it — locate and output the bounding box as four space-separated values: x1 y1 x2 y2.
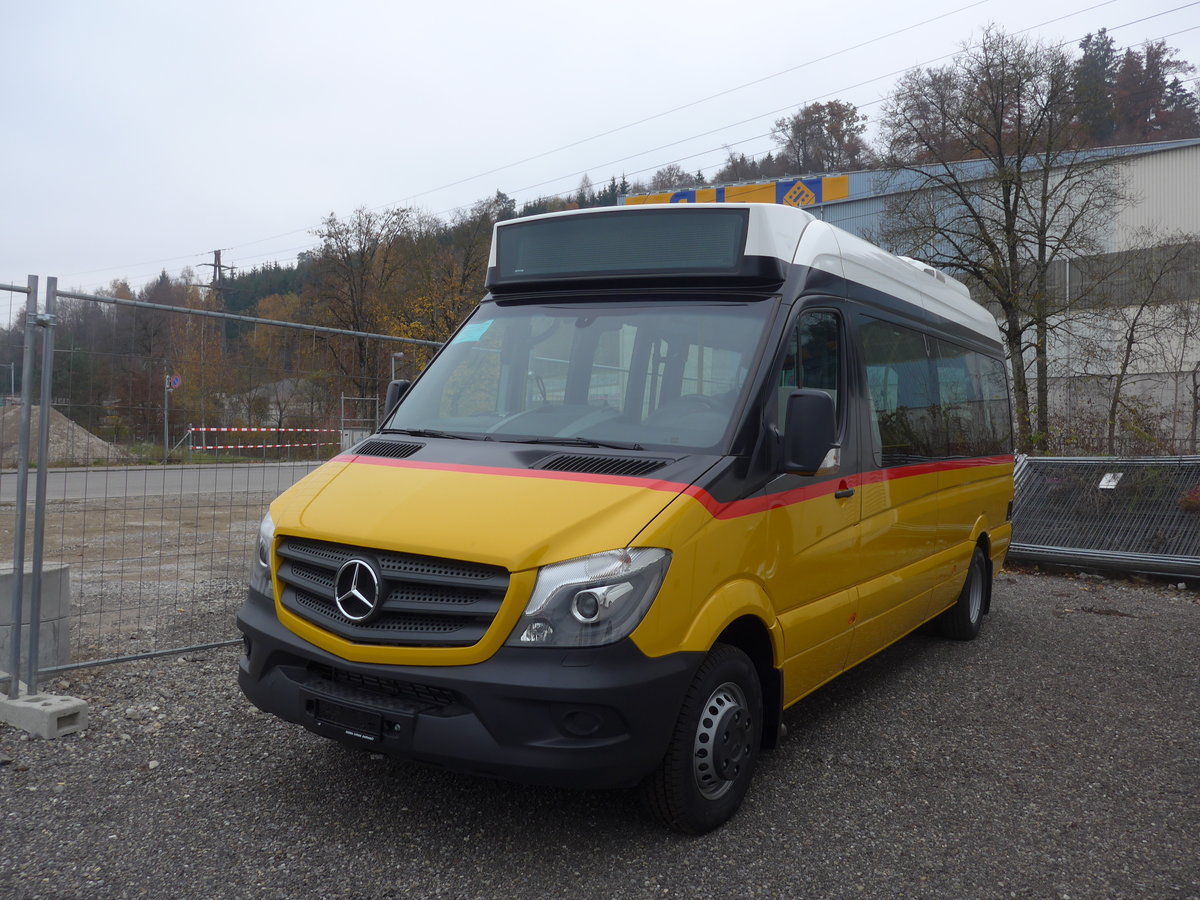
312 697 382 741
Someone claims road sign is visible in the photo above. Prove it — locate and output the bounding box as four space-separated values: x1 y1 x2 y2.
169 375 182 389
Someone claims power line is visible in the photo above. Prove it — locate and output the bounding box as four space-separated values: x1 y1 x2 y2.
405 0 1147 216
79 3 993 280
202 1 999 259
436 23 1200 217
66 4 997 288
412 0 1194 217
63 1 1200 291
456 13 1200 216
369 0 994 210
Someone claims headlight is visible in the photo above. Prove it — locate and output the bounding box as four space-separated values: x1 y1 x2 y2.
249 511 275 597
506 548 670 648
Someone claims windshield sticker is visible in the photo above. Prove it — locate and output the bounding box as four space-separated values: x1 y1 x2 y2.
454 320 493 344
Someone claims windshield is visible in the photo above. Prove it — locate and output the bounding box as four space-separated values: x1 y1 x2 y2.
384 297 774 452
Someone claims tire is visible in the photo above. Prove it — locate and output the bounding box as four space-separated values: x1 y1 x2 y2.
937 544 989 641
640 643 763 834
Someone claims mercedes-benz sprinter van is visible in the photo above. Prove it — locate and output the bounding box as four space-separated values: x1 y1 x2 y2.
238 203 1014 833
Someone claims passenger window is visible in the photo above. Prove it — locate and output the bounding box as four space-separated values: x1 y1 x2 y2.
933 339 1012 456
932 341 974 454
776 310 841 426
979 357 1014 452
860 317 938 465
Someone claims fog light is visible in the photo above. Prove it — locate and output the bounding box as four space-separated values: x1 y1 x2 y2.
520 620 554 643
560 709 602 737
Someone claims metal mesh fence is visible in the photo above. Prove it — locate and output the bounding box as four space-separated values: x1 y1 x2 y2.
2 288 435 678
1010 456 1200 578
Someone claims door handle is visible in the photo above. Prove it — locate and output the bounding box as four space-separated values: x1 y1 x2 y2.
834 486 855 500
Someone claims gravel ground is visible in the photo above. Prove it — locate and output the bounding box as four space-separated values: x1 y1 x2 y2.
2 569 1197 899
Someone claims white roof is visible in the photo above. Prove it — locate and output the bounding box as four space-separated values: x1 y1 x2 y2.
491 203 1000 343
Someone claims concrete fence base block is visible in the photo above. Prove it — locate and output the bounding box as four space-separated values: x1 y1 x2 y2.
0 687 88 739
0 562 73 671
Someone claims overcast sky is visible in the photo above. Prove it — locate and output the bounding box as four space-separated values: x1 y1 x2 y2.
2 0 1198 312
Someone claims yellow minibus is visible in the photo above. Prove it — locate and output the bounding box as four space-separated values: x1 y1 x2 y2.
238 203 1014 833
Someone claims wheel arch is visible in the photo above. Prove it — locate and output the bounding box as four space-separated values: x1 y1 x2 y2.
971 528 994 615
967 518 994 615
716 616 783 751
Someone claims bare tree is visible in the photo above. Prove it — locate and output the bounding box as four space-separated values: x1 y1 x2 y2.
1087 237 1196 451
877 26 1131 452
648 164 700 192
1190 363 1200 452
773 100 871 174
401 199 499 348
310 207 411 396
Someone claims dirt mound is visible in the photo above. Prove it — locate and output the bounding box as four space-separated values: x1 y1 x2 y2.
0 405 131 466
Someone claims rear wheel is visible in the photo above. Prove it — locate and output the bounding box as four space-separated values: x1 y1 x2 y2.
937 545 989 641
640 643 762 834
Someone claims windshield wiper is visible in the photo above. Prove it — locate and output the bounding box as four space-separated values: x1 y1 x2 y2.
503 435 645 451
382 428 487 441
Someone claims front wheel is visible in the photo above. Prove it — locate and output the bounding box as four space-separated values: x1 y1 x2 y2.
937 545 989 641
640 643 763 834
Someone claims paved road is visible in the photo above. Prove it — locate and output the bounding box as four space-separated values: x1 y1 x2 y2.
1 570 1196 898
0 462 324 502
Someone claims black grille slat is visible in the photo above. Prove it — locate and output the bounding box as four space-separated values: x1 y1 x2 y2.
351 439 423 459
535 453 673 477
383 585 504 615
307 663 457 709
276 537 508 648
286 561 334 591
280 538 507 590
290 589 490 646
278 540 354 567
377 552 509 589
293 588 475 632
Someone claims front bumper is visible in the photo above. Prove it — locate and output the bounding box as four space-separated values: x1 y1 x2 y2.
236 586 701 788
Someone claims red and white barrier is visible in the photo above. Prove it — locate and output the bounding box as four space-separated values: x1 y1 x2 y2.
190 427 339 451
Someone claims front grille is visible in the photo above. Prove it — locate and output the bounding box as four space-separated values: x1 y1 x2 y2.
277 537 509 647
307 662 457 709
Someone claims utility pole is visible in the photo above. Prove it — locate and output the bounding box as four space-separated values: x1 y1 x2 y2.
198 249 235 305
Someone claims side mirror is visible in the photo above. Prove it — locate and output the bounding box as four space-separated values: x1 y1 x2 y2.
783 389 839 475
384 379 412 418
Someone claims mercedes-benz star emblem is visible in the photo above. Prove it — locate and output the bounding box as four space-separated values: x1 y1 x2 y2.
334 559 382 622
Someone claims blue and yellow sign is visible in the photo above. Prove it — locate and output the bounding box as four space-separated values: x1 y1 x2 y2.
622 175 850 207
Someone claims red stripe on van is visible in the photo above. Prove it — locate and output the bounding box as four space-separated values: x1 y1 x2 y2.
334 453 1013 521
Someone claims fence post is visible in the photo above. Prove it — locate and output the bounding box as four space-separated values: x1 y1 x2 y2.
163 366 169 464
6 276 37 699
26 277 58 691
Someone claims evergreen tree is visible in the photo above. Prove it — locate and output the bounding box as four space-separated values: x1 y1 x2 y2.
1113 41 1199 142
1074 29 1118 145
1162 77 1200 137
593 177 620 207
